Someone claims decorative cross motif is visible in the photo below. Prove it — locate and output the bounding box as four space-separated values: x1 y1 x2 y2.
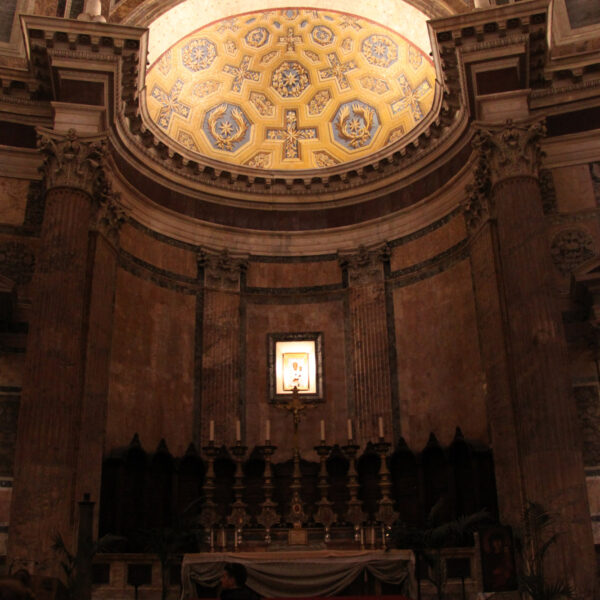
319 52 357 90
266 110 317 161
278 27 302 52
390 74 431 121
222 56 260 93
150 80 191 130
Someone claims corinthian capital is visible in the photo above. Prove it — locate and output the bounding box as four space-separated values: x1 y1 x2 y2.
37 128 107 200
473 119 546 186
338 243 389 286
199 249 248 291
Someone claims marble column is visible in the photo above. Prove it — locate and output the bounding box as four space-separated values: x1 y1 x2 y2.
465 120 595 596
339 245 394 443
8 128 121 574
199 250 247 444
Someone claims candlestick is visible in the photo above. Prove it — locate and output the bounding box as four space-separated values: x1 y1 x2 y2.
209 420 215 442
347 418 353 441
378 416 384 439
235 419 241 441
320 419 325 442
266 419 271 442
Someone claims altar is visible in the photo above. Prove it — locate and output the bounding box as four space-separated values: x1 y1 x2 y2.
181 550 414 599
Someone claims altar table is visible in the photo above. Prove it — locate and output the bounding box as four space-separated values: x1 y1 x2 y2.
181 550 414 599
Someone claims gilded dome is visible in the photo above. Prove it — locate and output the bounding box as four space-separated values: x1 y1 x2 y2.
144 8 436 171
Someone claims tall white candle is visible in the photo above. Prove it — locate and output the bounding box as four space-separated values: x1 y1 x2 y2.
347 418 352 441
235 419 241 441
378 416 384 438
320 419 325 442
266 419 271 442
209 420 214 442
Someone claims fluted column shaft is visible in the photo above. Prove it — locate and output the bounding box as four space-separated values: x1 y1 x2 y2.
8 129 121 576
466 121 595 596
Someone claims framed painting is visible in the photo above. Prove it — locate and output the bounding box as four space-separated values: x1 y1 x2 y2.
267 332 324 403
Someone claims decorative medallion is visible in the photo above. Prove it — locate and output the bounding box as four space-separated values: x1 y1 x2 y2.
313 150 339 167
271 60 310 98
146 7 435 170
193 80 222 98
249 91 276 117
361 34 398 68
157 50 172 76
304 50 320 63
182 38 217 71
260 50 279 64
332 100 379 149
311 25 335 47
307 89 332 115
408 45 422 69
224 39 237 55
245 152 272 168
203 103 252 152
177 130 198 151
359 75 389 95
245 27 271 48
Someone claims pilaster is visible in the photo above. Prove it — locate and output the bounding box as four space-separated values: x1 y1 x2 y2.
199 250 247 442
339 245 393 443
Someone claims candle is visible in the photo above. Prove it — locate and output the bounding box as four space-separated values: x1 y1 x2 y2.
235 419 241 441
347 418 352 441
209 420 214 442
378 416 384 439
320 419 325 442
266 419 271 442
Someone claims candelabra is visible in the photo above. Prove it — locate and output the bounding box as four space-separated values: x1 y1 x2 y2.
227 442 249 550
375 439 398 548
200 441 220 551
257 442 280 544
314 442 335 543
343 441 366 542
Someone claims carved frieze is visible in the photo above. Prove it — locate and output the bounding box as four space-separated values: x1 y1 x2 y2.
463 154 492 235
338 244 389 286
199 249 248 291
551 228 595 276
472 120 546 186
37 128 108 201
90 193 126 245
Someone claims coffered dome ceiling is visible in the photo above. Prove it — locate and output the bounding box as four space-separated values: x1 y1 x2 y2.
144 8 437 171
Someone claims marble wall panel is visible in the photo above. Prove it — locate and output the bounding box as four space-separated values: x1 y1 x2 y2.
243 297 347 457
106 268 195 456
0 178 29 227
390 215 466 272
553 164 596 212
393 259 488 451
246 259 342 288
119 223 197 279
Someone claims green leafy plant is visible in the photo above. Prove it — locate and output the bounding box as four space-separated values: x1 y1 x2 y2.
393 504 491 600
516 502 575 600
52 532 126 599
